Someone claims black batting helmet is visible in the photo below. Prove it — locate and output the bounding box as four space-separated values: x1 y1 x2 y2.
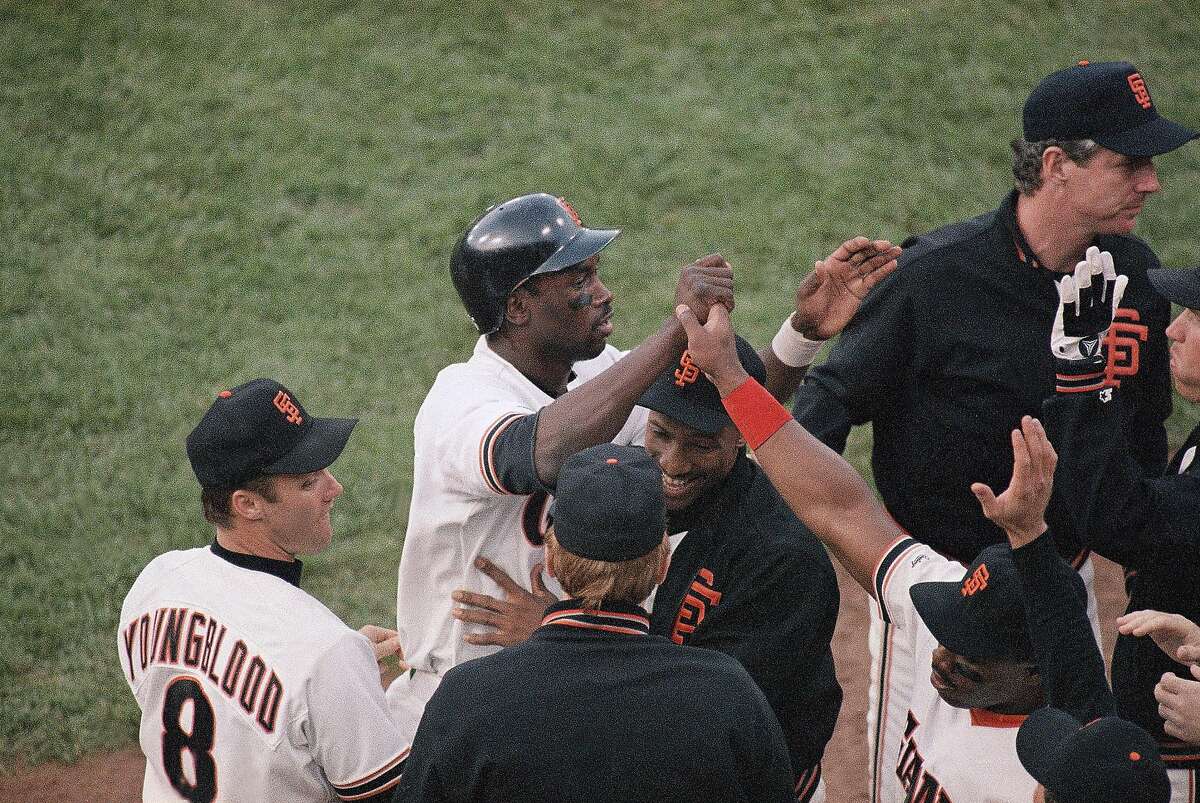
450 193 621 335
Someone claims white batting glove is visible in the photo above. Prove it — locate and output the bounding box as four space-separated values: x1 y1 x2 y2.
1051 247 1128 393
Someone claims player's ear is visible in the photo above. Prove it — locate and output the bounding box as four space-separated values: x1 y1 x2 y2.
230 488 267 522
1040 145 1070 187
503 291 531 329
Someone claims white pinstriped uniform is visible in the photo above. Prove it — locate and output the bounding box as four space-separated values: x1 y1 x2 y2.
388 336 646 742
119 547 409 802
870 536 1038 803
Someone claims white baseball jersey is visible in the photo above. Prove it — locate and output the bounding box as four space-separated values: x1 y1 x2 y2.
870 536 1037 803
391 336 646 731
867 544 1101 803
119 545 409 802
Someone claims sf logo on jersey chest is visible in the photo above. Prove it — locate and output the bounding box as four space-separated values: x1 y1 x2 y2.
1102 308 1149 388
671 568 722 644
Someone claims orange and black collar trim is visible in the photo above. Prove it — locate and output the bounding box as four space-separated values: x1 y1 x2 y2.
1000 190 1048 271
541 599 650 636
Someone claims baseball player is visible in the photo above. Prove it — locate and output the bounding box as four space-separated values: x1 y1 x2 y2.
676 303 1075 802
118 379 409 803
992 470 1170 803
451 337 842 802
789 61 1193 800
1042 252 1200 801
390 190 899 744
395 444 798 803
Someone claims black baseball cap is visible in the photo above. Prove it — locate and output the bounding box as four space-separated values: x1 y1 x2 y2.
1017 709 1169 803
1023 61 1197 157
910 544 1038 660
1149 265 1200 310
186 378 357 489
637 336 766 435
550 443 666 562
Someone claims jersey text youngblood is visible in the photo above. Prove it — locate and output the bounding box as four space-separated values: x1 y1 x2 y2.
121 606 283 734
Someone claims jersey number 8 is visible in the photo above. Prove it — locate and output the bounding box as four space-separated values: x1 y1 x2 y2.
162 676 217 803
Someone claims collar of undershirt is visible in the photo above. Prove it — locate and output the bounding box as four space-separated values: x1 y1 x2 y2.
210 540 303 587
969 707 1028 728
999 189 1050 272
666 452 755 536
541 598 650 636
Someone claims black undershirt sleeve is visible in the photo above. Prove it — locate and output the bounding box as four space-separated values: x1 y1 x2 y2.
486 412 545 495
1012 531 1114 723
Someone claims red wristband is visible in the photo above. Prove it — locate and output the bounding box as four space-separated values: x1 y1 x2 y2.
721 378 792 450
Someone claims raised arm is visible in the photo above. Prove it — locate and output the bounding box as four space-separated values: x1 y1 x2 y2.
974 416 1115 723
760 237 901 401
676 303 902 593
1042 247 1188 568
532 254 733 487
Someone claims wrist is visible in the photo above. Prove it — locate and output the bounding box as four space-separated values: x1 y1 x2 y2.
1006 523 1048 547
720 377 792 450
773 314 826 368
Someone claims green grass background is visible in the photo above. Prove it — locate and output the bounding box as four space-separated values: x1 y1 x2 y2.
2 0 1198 771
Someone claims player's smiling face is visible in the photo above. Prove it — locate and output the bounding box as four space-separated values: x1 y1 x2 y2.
262 468 344 557
1166 308 1200 403
643 411 741 512
929 645 1040 711
520 256 614 361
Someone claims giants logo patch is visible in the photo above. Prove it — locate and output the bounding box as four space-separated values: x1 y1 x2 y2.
674 351 700 388
272 391 304 425
1103 308 1149 388
671 568 722 644
960 564 989 597
556 197 582 226
1126 73 1152 109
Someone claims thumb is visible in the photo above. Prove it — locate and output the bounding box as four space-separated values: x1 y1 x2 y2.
705 301 730 331
675 303 701 335
530 563 551 597
971 482 999 519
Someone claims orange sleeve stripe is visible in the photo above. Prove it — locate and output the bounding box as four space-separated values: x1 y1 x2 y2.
478 413 523 495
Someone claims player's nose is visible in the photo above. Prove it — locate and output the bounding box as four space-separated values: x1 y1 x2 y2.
1137 161 1161 194
590 276 613 307
325 470 344 500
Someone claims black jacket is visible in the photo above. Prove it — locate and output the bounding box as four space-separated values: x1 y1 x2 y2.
1044 389 1200 767
652 454 842 776
794 191 1171 564
396 599 796 803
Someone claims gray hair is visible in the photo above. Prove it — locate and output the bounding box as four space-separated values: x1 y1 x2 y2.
1010 137 1100 194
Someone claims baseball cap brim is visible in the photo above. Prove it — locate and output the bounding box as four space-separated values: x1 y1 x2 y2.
637 387 730 435
535 227 621 276
1148 266 1200 310
909 580 1017 660
263 416 357 476
1016 707 1080 785
1097 115 1199 157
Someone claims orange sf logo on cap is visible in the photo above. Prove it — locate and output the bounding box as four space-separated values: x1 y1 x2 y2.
674 351 700 388
556 197 582 226
961 563 990 597
1127 73 1152 110
272 391 304 425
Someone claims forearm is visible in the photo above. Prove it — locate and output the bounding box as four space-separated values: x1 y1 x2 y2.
533 316 684 486
1012 531 1114 722
758 345 809 403
1043 392 1159 566
719 375 901 593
